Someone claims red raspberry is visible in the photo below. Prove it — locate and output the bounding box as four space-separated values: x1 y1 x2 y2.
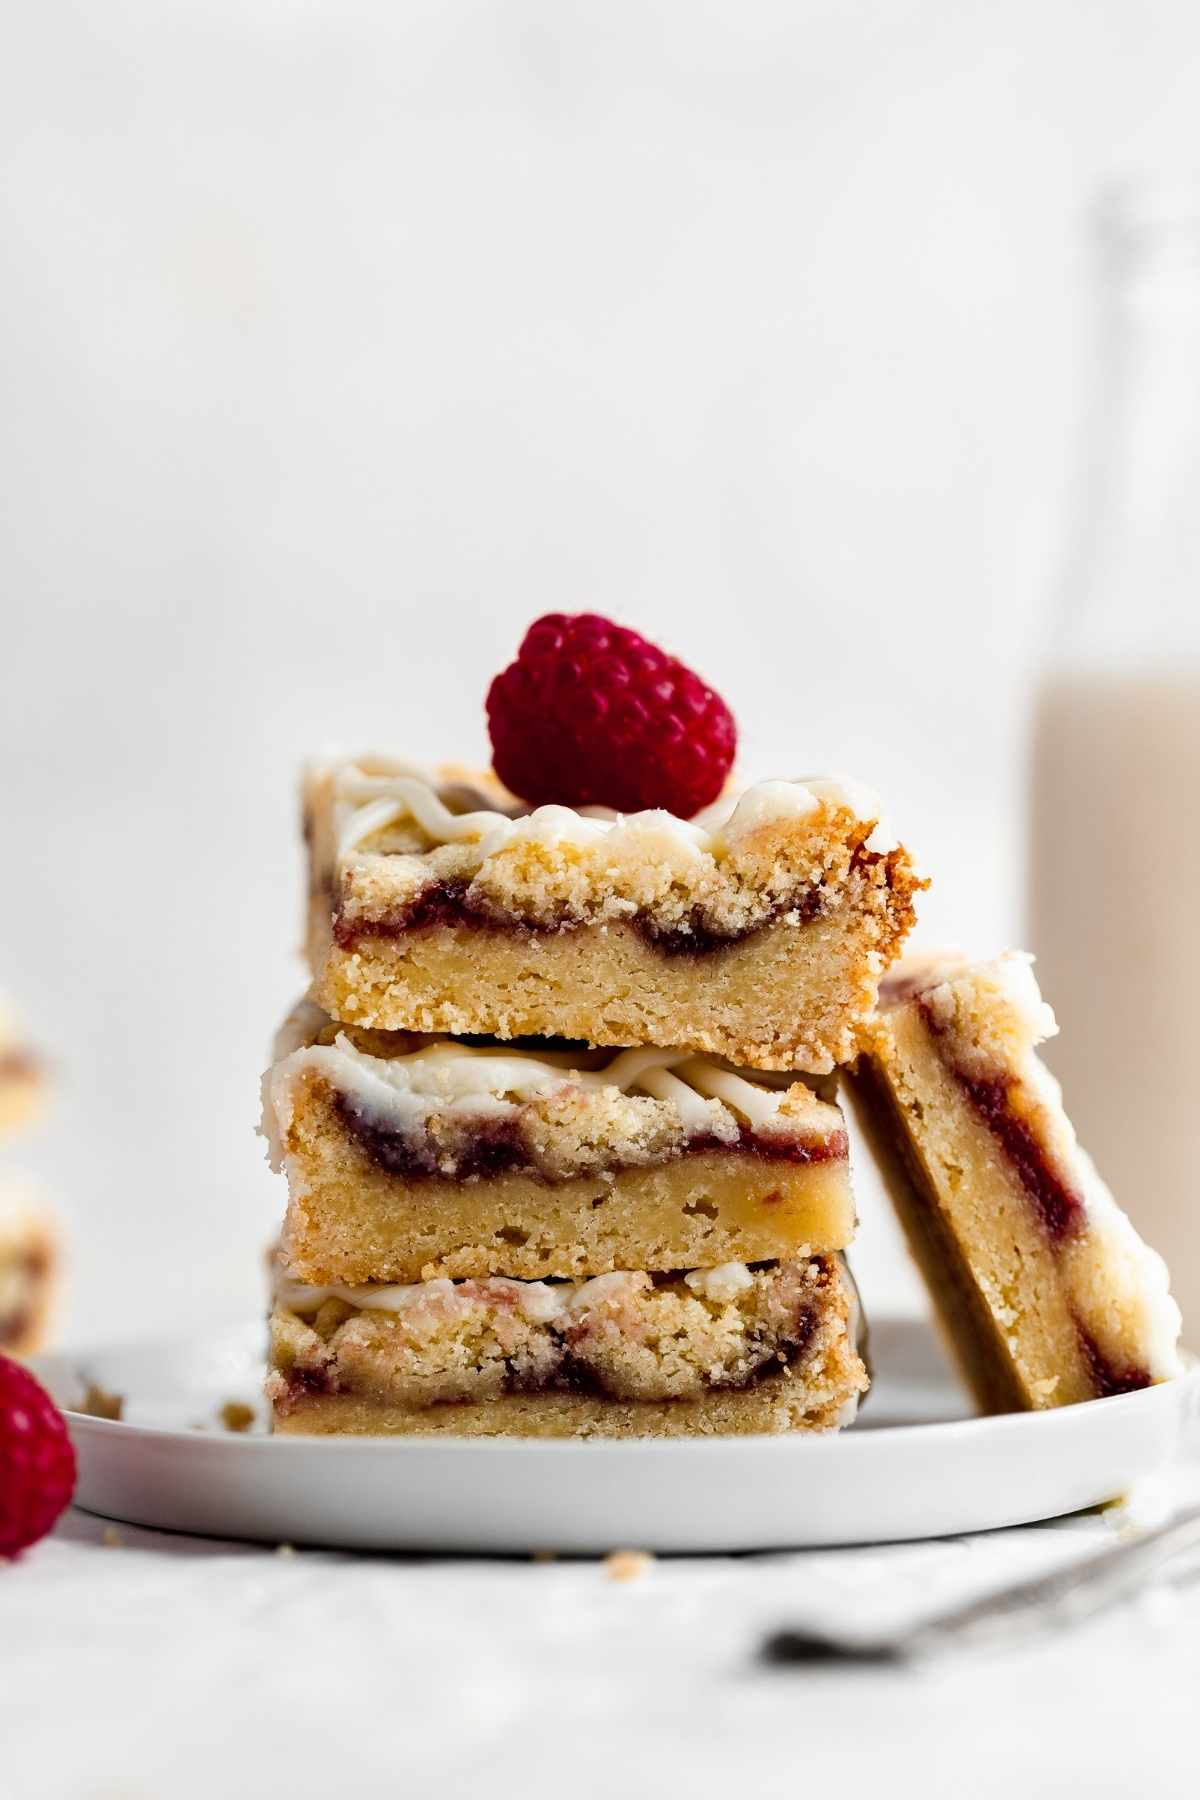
486 614 737 817
0 1356 76 1556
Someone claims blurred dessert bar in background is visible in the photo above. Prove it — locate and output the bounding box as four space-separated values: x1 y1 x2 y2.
0 1182 56 1356
0 998 56 1356
846 952 1182 1412
303 758 924 1073
0 1000 46 1134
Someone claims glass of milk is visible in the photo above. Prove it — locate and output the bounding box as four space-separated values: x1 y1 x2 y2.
1030 181 1200 1333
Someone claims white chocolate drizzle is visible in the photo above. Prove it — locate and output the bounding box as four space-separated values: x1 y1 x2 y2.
323 757 898 865
263 1004 839 1166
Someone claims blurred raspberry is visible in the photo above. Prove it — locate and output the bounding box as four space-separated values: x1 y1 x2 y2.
486 614 736 816
0 1356 76 1556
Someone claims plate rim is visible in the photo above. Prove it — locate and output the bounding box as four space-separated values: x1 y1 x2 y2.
29 1326 1198 1458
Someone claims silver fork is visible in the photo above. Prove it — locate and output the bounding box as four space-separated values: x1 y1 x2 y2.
762 1503 1200 1664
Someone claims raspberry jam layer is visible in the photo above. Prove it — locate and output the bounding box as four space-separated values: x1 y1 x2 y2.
333 1090 848 1184
1078 1328 1151 1397
948 1069 1086 1241
0 1050 39 1086
0 1248 48 1347
0 1306 34 1348
331 878 829 957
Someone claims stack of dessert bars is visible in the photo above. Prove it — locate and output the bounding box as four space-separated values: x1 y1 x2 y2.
262 760 1181 1436
0 1000 55 1357
262 761 920 1436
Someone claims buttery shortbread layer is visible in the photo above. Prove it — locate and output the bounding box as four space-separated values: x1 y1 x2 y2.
265 1007 854 1281
852 952 1181 1413
270 1374 858 1439
280 1143 854 1285
266 1256 867 1437
305 759 923 1070
310 901 906 1072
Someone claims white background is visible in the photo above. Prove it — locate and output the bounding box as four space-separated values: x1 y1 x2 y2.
3 1 1200 1342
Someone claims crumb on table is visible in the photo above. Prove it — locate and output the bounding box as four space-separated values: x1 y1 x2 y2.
605 1549 655 1582
219 1401 256 1434
78 1384 124 1422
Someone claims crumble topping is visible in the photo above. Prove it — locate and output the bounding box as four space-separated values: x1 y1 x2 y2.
308 757 919 947
268 1256 861 1409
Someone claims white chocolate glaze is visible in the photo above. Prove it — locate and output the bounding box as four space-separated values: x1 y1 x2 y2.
1025 1057 1183 1382
323 756 898 865
684 1263 755 1302
274 1255 860 1338
274 1269 655 1325
263 1003 841 1169
883 950 1060 1048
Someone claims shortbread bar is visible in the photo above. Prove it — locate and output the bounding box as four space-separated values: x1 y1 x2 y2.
848 952 1182 1412
0 1183 56 1355
305 758 923 1072
264 1001 856 1285
0 1003 45 1136
267 1254 867 1437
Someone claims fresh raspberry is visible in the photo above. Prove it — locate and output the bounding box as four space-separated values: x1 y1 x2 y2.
486 614 737 817
0 1356 76 1556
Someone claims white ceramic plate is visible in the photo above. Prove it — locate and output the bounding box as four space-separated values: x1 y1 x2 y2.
32 1318 1197 1553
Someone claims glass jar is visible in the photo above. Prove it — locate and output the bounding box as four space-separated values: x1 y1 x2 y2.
1030 180 1200 1332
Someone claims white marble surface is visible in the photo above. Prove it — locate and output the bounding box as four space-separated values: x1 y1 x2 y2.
5 1467 1200 1800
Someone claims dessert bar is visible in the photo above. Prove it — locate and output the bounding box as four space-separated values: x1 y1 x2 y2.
264 1001 857 1285
847 952 1182 1411
0 1184 56 1356
304 759 923 1072
267 1253 867 1437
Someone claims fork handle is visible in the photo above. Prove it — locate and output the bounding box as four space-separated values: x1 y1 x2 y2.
909 1503 1200 1655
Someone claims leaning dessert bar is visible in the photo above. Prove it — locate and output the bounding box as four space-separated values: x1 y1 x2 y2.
847 952 1182 1412
264 1001 857 1286
304 759 923 1073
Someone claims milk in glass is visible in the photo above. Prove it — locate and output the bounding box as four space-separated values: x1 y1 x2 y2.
1030 185 1200 1330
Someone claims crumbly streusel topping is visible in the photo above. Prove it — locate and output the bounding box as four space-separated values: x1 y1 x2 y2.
269 1256 852 1407
307 757 920 941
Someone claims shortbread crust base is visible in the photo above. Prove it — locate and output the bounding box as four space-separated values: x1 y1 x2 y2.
270 1372 860 1438
310 905 897 1073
